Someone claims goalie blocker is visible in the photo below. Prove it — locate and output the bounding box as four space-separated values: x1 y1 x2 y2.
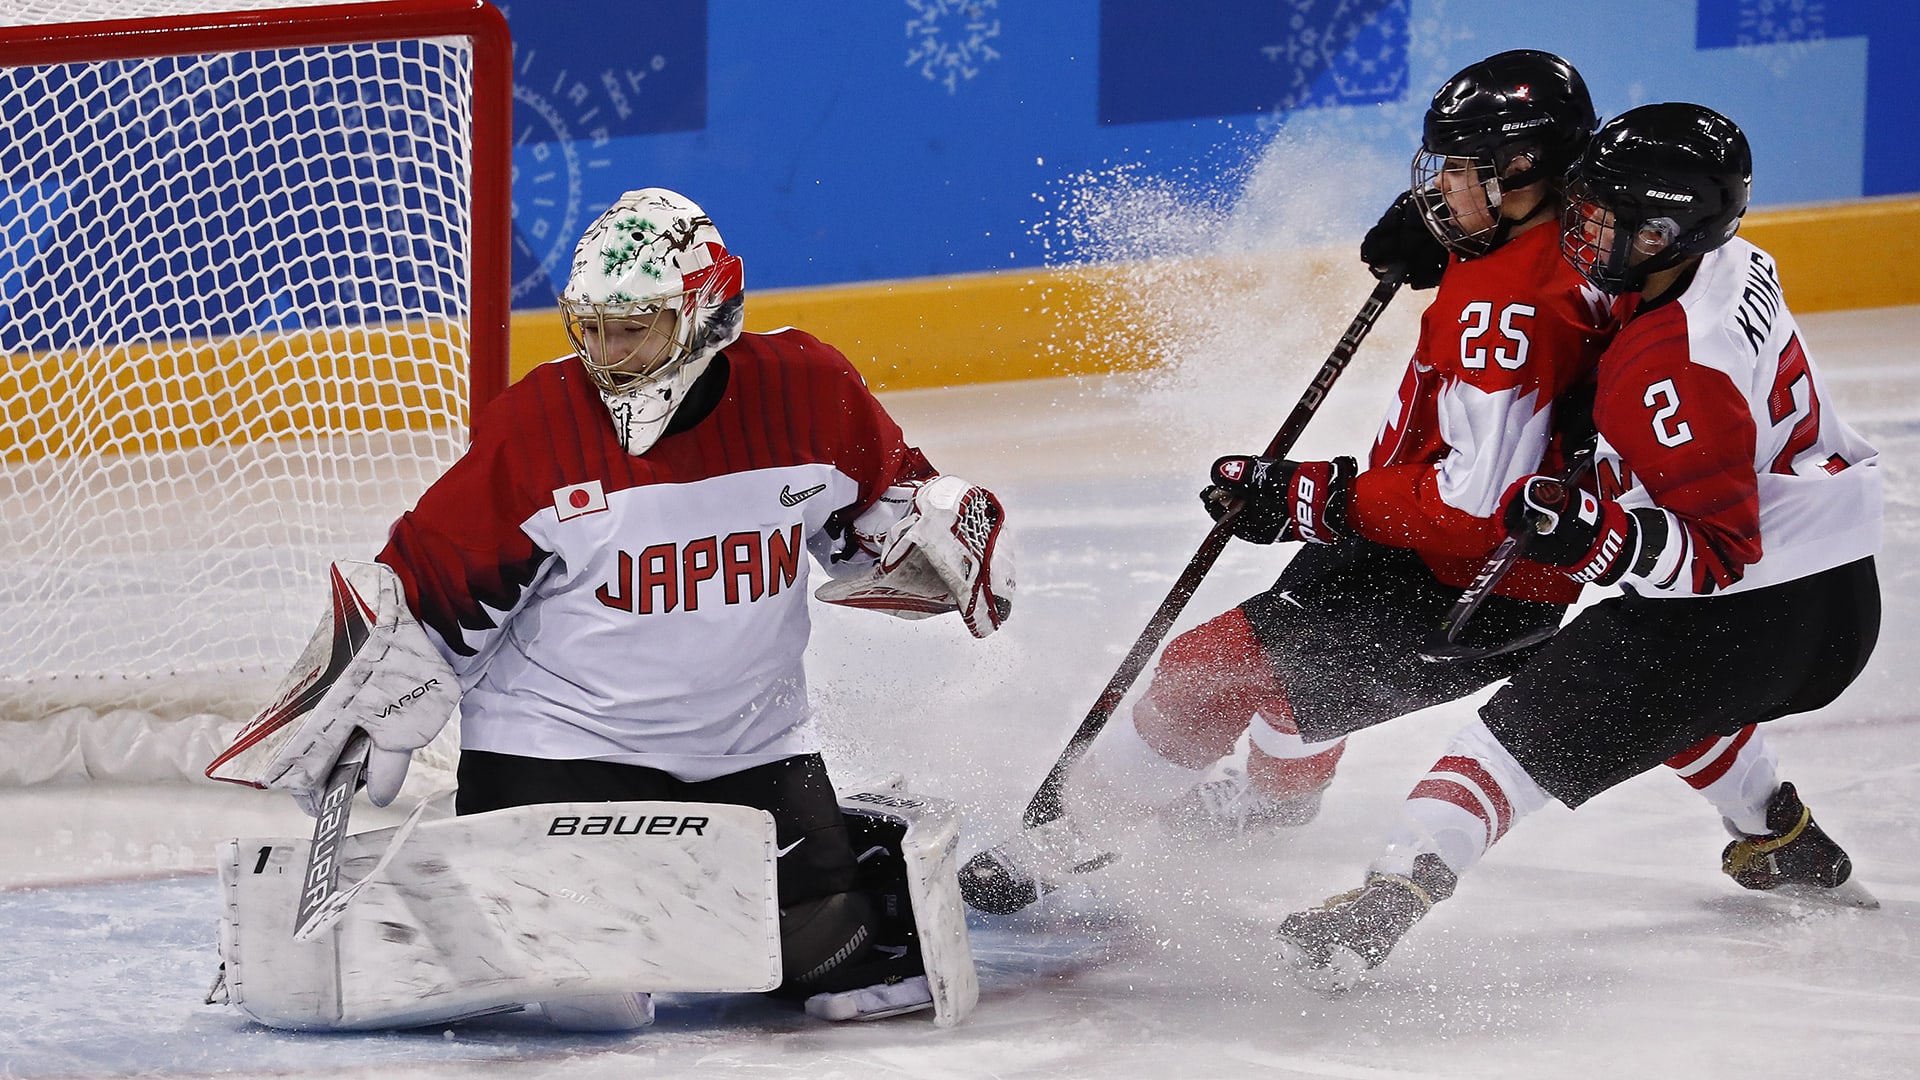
205 561 459 813
210 783 978 1030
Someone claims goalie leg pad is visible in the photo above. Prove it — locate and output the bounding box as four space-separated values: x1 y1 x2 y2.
815 786 980 1027
538 992 656 1032
217 800 782 1030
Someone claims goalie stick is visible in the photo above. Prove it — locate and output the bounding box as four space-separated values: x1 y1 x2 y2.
293 791 434 942
992 275 1404 837
293 730 372 939
1417 443 1596 664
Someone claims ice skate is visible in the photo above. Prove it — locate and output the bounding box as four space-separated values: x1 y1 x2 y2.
1159 757 1326 840
1722 782 1879 909
959 815 1117 915
804 975 935 1022
1275 853 1456 991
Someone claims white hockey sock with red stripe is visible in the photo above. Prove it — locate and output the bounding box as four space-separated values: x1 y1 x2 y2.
1247 708 1346 798
1665 725 1778 836
1373 718 1549 879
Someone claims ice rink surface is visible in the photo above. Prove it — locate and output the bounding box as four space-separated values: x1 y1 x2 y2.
3 283 1916 1079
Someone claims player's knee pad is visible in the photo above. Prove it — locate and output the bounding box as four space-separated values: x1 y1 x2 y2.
1140 608 1288 762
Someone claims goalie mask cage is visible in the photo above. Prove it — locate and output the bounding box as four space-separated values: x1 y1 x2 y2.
0 0 509 784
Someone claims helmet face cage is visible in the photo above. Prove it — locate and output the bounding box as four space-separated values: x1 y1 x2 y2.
1559 103 1752 295
1559 181 1651 294
560 188 745 396
562 298 690 394
1410 144 1528 258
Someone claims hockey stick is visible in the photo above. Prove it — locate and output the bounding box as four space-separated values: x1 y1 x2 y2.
293 729 371 938
293 791 434 941
1015 275 1404 829
1417 445 1595 663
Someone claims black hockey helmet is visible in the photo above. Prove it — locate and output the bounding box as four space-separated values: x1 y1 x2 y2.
1559 102 1752 295
1411 49 1597 257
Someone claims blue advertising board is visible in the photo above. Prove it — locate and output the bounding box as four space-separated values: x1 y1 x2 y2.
500 0 1918 304
3 0 1909 356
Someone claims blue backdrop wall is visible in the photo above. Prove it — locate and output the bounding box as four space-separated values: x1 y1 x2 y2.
500 0 1920 308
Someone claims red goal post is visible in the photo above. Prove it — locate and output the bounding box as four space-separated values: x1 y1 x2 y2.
0 0 511 785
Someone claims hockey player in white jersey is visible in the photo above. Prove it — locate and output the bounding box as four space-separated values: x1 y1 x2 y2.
205 188 1010 1029
1277 104 1881 990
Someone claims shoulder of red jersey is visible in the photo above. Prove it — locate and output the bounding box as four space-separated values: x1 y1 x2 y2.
465 355 601 451
724 326 870 386
1430 225 1613 333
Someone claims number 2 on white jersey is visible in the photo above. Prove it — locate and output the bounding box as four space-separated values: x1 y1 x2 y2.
1642 334 1823 463
1767 334 1821 474
1459 301 1534 370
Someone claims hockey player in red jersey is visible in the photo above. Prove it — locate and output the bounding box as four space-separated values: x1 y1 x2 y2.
1277 104 1881 990
962 50 1621 915
208 188 1010 1028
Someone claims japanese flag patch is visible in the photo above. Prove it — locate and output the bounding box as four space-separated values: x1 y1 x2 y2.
553 480 608 521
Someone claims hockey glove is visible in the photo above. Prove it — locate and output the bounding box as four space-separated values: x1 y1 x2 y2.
205 561 459 813
1500 475 1667 586
1202 455 1356 545
816 475 1014 638
1360 191 1449 290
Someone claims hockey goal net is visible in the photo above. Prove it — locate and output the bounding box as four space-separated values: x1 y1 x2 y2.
0 0 509 785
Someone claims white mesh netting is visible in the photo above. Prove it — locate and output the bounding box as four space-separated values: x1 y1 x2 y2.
0 1 496 786
2 0 367 25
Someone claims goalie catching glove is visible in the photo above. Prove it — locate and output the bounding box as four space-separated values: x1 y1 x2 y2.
815 475 1014 638
205 561 459 813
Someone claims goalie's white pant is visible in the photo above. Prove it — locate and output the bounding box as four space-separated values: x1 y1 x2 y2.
215 787 977 1030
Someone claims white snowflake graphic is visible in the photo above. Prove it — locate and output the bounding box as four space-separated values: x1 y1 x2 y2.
905 0 1002 95
1259 0 1410 110
1726 0 1829 77
1731 0 1827 46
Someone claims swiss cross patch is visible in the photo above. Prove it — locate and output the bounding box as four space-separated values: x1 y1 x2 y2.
553 480 608 521
1217 459 1247 483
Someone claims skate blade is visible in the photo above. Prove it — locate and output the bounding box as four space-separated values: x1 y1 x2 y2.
1768 877 1881 910
1274 937 1367 995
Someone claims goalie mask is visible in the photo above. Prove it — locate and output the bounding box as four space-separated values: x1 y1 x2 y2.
561 188 745 456
1560 103 1752 295
1410 49 1596 258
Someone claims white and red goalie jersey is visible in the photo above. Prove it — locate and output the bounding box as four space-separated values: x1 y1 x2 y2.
1590 237 1881 597
378 328 938 780
1351 221 1615 605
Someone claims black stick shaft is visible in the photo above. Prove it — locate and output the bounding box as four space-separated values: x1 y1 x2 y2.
293 730 370 936
1020 276 1403 828
1428 532 1527 649
1419 444 1597 663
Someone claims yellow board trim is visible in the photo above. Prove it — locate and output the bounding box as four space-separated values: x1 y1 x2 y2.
509 264 1153 394
1736 196 1920 314
512 197 1920 392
